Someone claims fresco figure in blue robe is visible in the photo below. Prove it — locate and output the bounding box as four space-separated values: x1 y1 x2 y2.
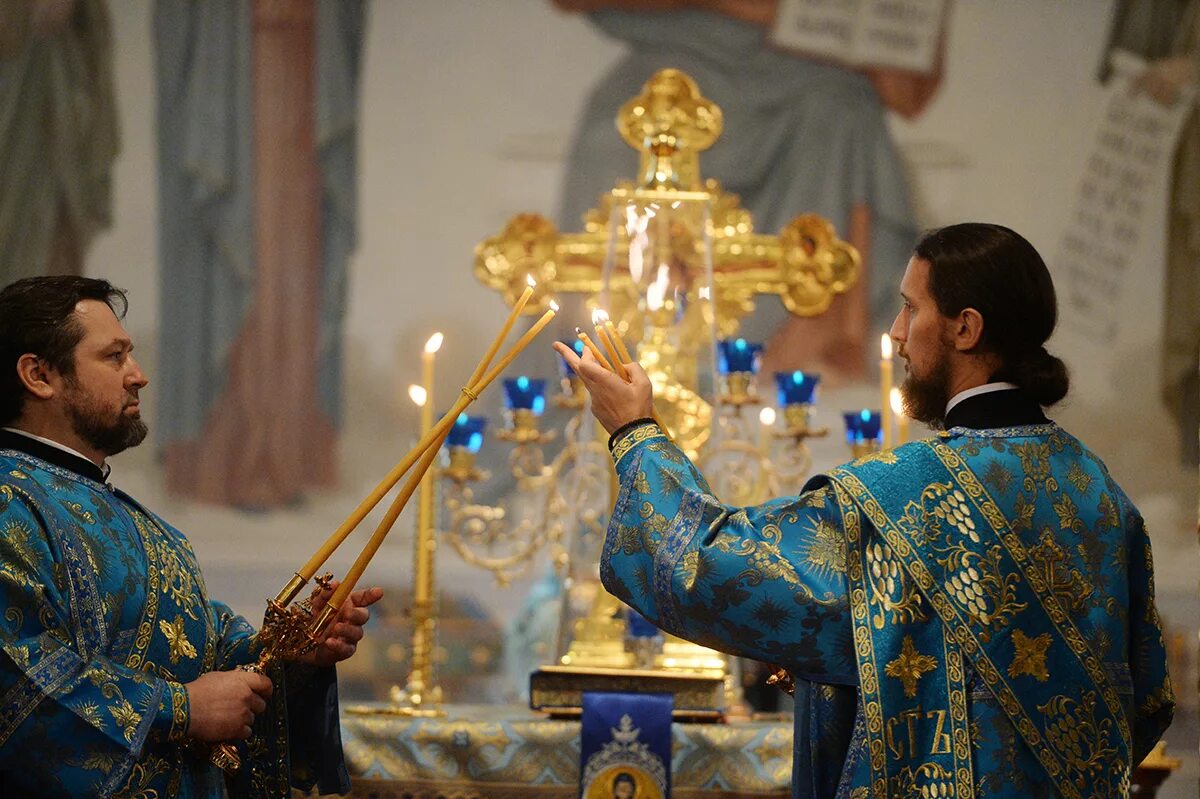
556 223 1174 799
0 276 383 798
552 0 945 380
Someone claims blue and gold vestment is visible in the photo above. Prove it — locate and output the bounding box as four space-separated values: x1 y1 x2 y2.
603 408 1173 798
0 440 347 798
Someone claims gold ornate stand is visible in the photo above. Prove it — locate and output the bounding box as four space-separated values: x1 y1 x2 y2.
471 68 860 714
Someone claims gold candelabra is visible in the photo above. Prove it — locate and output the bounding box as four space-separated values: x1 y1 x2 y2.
379 374 614 716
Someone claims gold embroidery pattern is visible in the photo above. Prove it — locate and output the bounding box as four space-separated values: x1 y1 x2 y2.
836 482 888 799
126 513 162 671
800 518 846 575
923 440 1131 798
108 695 142 743
1038 692 1120 785
1009 630 1051 682
904 483 1026 639
852 449 899 467
166 681 189 743
611 424 666 466
154 536 200 621
836 468 1056 798
944 636 972 782
158 616 197 665
864 540 926 630
1027 531 1088 613
1065 462 1093 495
884 635 937 698
927 440 1131 750
888 762 956 798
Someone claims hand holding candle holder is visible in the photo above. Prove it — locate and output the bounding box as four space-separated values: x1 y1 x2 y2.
843 409 884 458
207 573 335 771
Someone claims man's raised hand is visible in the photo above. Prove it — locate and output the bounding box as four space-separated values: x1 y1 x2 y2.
552 341 655 434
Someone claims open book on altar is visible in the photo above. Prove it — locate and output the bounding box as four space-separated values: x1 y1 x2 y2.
771 0 947 74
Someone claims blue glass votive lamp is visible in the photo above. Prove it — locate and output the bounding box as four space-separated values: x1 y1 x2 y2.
625 608 662 668
502 376 546 442
556 339 586 406
843 409 883 457
503 376 546 415
718 338 763 402
444 412 487 481
445 413 487 453
775 371 820 432
718 338 762 375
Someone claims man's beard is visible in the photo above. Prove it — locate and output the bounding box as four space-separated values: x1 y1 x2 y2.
63 381 148 457
899 346 953 429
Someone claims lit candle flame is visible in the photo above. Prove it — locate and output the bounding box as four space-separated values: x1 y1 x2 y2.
890 387 904 417
759 406 777 426
880 333 893 360
408 385 427 407
549 299 560 312
698 286 711 301
424 332 444 354
526 274 536 288
591 307 609 325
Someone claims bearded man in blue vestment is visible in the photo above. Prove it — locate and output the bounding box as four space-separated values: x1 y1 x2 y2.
556 223 1174 799
0 276 383 798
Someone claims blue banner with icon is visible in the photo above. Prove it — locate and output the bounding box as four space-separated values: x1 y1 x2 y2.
580 692 672 799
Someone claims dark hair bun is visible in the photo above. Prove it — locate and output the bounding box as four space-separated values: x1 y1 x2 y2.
1015 347 1069 407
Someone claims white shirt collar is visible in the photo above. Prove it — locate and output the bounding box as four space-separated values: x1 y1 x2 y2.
1 427 111 479
944 382 1020 416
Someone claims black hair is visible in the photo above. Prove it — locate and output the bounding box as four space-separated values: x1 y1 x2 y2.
0 276 129 425
613 773 636 787
914 223 1069 407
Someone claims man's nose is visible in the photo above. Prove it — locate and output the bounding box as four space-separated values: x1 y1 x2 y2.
127 356 149 389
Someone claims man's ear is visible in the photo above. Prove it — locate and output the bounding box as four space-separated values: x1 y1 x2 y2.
951 308 985 352
15 354 56 401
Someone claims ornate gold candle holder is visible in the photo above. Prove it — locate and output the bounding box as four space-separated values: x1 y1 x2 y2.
210 573 335 772
718 373 759 406
495 408 556 446
443 447 487 484
781 402 819 437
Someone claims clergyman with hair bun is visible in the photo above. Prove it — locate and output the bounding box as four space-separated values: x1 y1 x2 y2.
558 221 1174 798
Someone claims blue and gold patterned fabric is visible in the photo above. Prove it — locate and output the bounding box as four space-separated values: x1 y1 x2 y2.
338 702 794 797
603 419 1174 799
0 446 344 798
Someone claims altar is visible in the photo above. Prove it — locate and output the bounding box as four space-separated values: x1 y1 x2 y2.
335 703 793 799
